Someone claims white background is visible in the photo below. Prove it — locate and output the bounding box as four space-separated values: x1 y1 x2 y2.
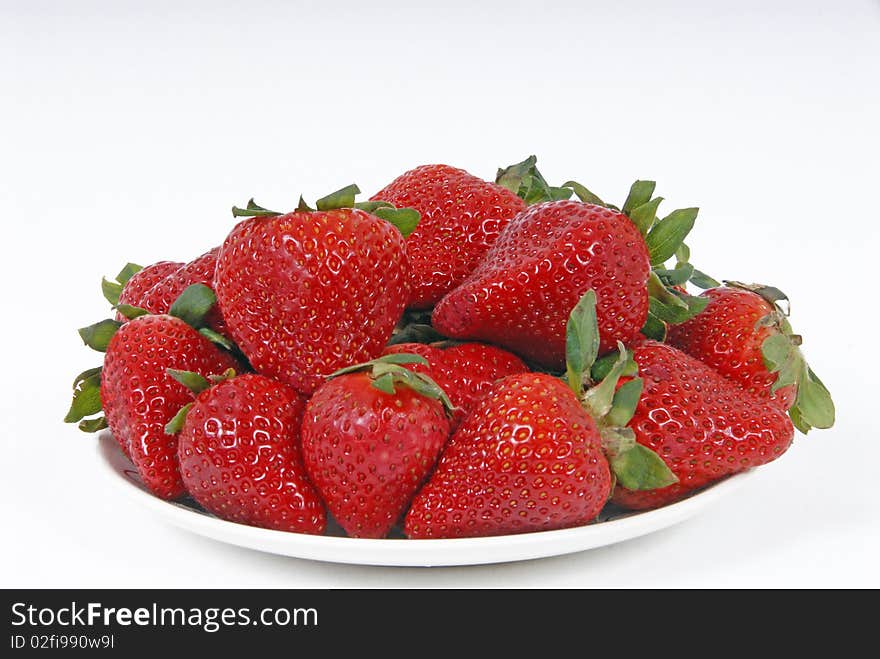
2 0 878 587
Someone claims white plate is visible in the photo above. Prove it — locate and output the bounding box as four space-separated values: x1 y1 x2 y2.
97 432 754 567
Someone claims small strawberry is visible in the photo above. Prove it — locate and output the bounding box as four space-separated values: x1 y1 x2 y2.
170 372 326 534
667 283 834 433
610 340 796 510
432 199 652 368
382 341 529 426
139 248 228 335
301 354 454 539
101 261 184 322
215 186 418 395
371 164 527 308
406 292 676 539
65 285 240 498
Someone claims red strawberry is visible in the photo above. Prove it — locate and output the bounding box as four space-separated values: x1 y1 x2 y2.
100 314 239 499
432 200 651 368
301 356 453 538
404 372 612 539
175 373 326 534
611 340 796 510
371 164 527 309
382 341 529 426
666 284 834 433
113 261 184 322
140 248 228 335
215 188 412 395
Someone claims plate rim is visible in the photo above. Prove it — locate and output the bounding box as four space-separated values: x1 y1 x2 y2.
96 432 754 567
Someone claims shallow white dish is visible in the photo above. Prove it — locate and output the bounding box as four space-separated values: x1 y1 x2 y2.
97 432 754 567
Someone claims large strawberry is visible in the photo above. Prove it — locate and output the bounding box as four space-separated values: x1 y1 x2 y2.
101 261 184 322
432 199 652 368
382 341 529 426
301 354 453 538
215 187 416 395
406 292 676 539
65 285 240 498
611 340 796 510
371 164 527 308
170 372 326 534
667 283 834 433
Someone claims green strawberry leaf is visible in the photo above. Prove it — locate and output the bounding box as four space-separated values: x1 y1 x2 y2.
371 372 397 395
232 199 281 218
102 277 123 306
316 184 361 211
583 342 632 420
590 350 638 382
621 181 656 216
374 207 421 238
761 334 795 372
495 155 538 195
792 367 835 432
640 312 667 341
628 197 664 236
64 367 103 423
654 262 694 288
78 319 122 353
115 263 143 286
199 327 235 351
167 369 212 394
607 435 679 491
689 269 721 289
562 181 607 207
354 201 394 213
115 304 150 320
78 416 108 433
675 243 690 264
645 207 698 266
564 290 599 394
605 378 644 428
164 403 193 435
168 283 217 329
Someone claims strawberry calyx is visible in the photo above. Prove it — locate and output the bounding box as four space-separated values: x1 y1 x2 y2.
495 155 574 204
565 290 678 490
232 185 422 238
328 354 457 415
101 262 143 307
163 368 237 434
725 281 835 433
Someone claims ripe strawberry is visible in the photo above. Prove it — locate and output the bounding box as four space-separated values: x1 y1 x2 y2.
382 341 529 426
432 200 651 368
215 187 414 395
371 164 527 308
301 355 453 539
406 290 701 538
611 340 796 510
100 314 239 499
140 248 228 335
404 372 612 539
174 373 326 534
667 284 834 433
109 261 184 322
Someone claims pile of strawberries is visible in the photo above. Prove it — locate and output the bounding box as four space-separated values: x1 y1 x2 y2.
66 157 835 540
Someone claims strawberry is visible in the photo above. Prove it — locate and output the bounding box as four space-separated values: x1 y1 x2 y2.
101 261 184 322
406 292 676 539
301 355 454 538
382 341 529 426
432 199 652 368
139 248 229 335
667 284 834 433
371 164 527 308
611 340 796 510
66 285 240 497
172 372 326 534
215 186 417 395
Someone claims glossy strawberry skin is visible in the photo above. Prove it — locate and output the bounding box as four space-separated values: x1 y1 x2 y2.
611 341 794 510
432 201 651 369
115 261 183 322
382 342 529 427
667 287 795 410
372 164 527 309
177 374 326 534
214 209 409 395
100 315 239 499
140 248 228 335
405 373 612 539
301 372 451 539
